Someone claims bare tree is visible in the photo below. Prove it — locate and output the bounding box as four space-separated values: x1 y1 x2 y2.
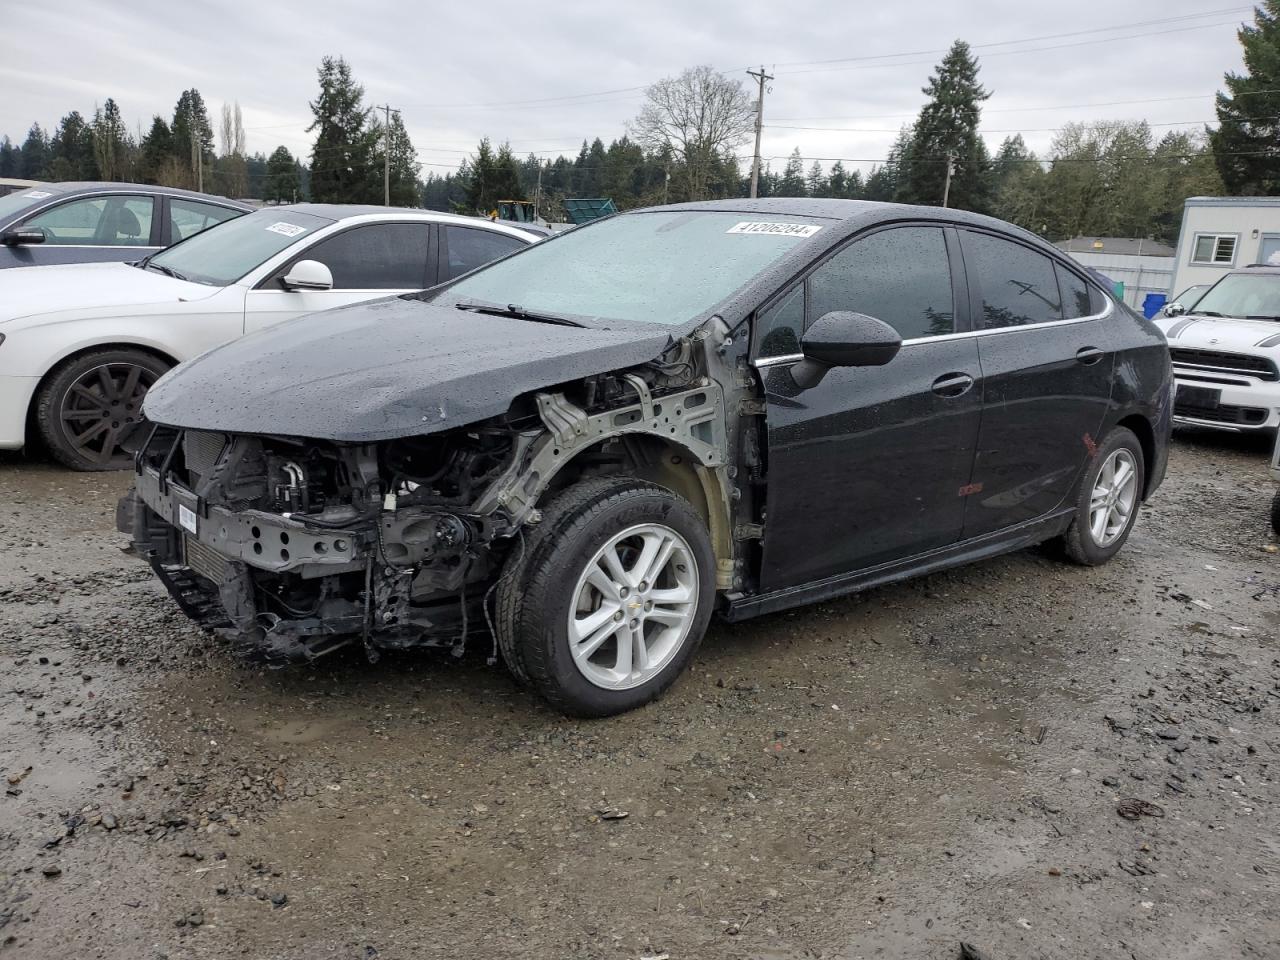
632 65 754 200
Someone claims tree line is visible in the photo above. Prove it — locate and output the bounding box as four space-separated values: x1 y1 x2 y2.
3 0 1277 246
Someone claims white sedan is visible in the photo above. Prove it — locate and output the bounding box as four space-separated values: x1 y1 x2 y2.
0 205 539 469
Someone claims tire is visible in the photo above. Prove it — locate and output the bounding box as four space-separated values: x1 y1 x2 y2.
36 348 169 471
496 476 716 717
1270 489 1280 536
1061 426 1145 566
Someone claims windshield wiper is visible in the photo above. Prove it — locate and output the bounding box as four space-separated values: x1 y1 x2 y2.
1246 315 1280 321
1191 310 1224 317
455 301 582 327
146 262 188 281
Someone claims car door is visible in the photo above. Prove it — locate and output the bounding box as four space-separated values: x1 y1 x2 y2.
15 193 160 266
243 221 434 334
958 229 1114 539
439 224 530 281
757 224 983 591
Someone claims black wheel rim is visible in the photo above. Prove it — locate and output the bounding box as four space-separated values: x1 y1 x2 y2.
59 362 157 466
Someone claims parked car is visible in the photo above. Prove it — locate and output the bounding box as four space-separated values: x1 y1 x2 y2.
1153 265 1280 431
120 199 1172 717
0 182 249 268
0 205 540 469
1161 283 1210 318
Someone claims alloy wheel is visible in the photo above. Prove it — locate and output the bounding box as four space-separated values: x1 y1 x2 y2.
1088 448 1138 547
566 522 700 691
58 362 156 467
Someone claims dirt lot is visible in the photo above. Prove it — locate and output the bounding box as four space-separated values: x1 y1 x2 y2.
1 431 1278 960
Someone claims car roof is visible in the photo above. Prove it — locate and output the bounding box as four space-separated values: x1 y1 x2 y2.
26 181 250 208
1233 265 1280 275
273 203 541 234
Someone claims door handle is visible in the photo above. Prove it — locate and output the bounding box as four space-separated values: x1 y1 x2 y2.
1075 346 1104 365
931 372 975 398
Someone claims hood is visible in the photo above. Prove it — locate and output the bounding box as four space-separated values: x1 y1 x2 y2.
143 297 676 442
1157 313 1280 351
0 261 220 323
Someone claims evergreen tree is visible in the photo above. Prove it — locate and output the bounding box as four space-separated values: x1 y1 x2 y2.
48 111 98 181
898 41 992 210
1211 0 1280 194
777 148 806 196
491 142 524 205
828 160 848 198
265 146 301 203
18 124 50 179
307 56 378 203
806 160 828 197
0 136 16 178
170 89 214 189
91 99 131 181
844 168 865 200
371 110 420 205
139 116 172 184
989 135 1046 232
464 138 498 214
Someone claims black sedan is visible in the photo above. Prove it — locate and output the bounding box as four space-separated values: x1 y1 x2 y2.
0 182 249 268
121 198 1172 717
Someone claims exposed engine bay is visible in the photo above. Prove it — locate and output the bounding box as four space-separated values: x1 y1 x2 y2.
121 334 752 661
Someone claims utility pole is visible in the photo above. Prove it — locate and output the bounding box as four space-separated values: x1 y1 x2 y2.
534 163 543 221
747 66 774 199
941 152 955 208
378 103 393 206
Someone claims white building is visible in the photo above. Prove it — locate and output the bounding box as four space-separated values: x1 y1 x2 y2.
1054 236 1175 311
1170 196 1280 298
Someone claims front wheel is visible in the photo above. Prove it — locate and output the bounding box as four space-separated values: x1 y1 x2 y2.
497 477 716 717
35 348 169 471
1061 427 1145 565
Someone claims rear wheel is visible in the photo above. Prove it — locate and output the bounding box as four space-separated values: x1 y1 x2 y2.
36 348 169 471
1061 427 1145 565
497 477 715 717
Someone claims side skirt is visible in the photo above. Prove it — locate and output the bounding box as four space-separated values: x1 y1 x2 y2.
721 510 1074 622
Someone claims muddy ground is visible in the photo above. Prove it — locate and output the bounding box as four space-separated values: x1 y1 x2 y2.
1 432 1278 960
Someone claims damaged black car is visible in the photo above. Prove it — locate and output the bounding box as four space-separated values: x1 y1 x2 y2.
120 199 1172 717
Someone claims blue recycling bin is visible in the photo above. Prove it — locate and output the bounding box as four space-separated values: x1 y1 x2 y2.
1142 293 1167 319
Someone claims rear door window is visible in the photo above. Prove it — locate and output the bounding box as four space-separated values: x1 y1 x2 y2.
169 199 242 241
25 195 155 246
1055 264 1093 319
300 222 432 289
443 226 527 280
962 232 1063 329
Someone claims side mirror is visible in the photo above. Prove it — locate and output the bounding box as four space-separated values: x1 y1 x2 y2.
1162 302 1186 318
280 259 333 291
791 311 902 390
1 226 46 246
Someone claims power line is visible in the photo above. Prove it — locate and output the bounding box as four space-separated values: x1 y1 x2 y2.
765 7 1252 70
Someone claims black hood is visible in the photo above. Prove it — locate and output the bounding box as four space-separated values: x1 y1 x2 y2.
143 297 675 442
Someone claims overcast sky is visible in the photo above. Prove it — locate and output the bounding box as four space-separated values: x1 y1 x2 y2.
0 0 1251 180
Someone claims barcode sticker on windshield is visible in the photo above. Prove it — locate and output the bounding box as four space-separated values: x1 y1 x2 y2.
727 221 822 238
266 221 307 237
23 190 52 200
178 504 197 534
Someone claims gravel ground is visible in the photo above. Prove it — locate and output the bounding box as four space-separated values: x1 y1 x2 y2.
1 430 1278 960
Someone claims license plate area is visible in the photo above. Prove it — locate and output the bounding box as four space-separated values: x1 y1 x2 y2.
1176 384 1221 409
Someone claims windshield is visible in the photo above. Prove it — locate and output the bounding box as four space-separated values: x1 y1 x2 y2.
147 209 333 286
441 211 824 325
1191 273 1280 320
0 188 57 223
